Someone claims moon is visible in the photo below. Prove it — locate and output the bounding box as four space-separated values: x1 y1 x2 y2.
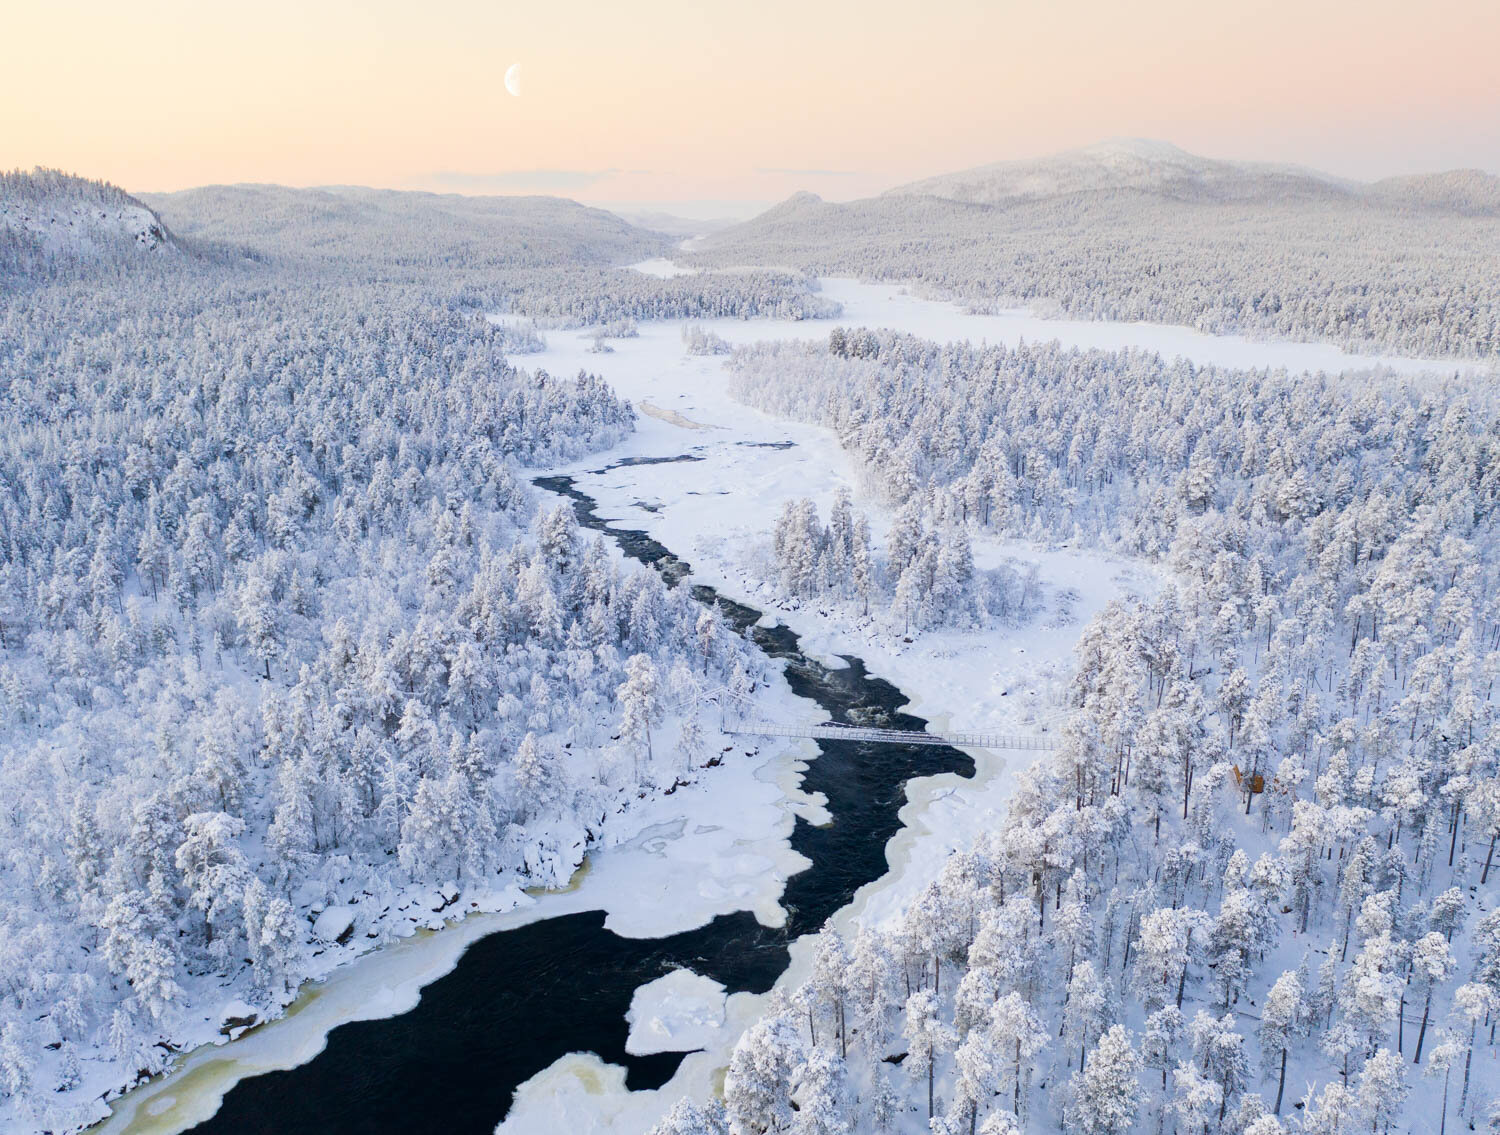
504 63 521 97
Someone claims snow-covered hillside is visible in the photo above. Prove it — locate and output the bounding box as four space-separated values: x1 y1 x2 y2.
0 194 837 1130
138 184 838 329
1366 170 1500 215
887 139 1500 215
0 168 173 271
143 182 664 269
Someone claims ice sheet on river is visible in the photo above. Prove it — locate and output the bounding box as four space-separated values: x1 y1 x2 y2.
625 969 729 1056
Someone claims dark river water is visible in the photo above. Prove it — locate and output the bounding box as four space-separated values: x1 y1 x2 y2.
186 472 972 1135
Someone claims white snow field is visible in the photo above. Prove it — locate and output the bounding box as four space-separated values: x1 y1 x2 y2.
97 267 1486 1135
628 257 701 279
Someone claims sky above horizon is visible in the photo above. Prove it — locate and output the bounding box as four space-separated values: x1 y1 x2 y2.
7 0 1499 216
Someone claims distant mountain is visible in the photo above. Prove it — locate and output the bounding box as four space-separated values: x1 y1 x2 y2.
1365 169 1500 215
1 168 174 273
145 183 667 269
885 138 1500 215
606 208 739 239
886 138 1352 205
757 190 827 217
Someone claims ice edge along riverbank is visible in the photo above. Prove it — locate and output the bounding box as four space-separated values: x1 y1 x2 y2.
94 698 824 1135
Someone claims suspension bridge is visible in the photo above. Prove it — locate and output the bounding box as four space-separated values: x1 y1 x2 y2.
687 686 1059 752
722 720 1060 751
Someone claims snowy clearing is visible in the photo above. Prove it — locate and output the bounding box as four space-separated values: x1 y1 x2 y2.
630 258 701 279
616 268 1490 379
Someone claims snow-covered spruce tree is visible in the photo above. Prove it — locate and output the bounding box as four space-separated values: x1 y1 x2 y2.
1065 1025 1143 1135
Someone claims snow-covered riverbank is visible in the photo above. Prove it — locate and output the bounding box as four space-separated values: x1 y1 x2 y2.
94 674 822 1134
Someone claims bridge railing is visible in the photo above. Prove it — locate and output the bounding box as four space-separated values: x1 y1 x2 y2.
724 721 1058 751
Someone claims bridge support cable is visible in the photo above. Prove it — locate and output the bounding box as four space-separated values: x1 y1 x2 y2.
722 721 1058 751
688 684 1059 751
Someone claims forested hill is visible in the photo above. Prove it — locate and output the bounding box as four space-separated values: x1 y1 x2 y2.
136 184 839 328
0 168 177 278
143 183 668 271
882 139 1500 214
688 142 1500 360
885 139 1352 206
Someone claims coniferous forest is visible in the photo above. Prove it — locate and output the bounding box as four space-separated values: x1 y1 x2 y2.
3 131 1499 1135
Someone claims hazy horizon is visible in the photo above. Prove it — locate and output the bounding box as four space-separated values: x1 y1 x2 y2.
60 132 1500 229
7 0 1498 211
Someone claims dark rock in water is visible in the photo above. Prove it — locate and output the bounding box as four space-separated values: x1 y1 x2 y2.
218 1001 261 1038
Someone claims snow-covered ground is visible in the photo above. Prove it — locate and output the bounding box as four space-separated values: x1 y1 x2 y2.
628 257 700 278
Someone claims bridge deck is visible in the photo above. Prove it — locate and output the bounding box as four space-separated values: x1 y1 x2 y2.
724 721 1058 751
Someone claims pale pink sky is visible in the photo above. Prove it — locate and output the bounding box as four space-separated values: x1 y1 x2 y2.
6 0 1498 212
